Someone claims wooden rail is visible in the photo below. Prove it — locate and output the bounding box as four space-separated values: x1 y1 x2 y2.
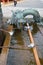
2 25 13 53
0 25 13 65
27 23 41 65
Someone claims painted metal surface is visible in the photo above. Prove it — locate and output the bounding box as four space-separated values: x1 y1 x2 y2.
8 9 41 29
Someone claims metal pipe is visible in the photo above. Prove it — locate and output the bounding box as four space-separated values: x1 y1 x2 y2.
0 29 9 33
0 28 14 35
27 23 41 65
0 46 30 50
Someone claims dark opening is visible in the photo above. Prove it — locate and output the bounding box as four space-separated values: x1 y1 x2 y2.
0 31 6 54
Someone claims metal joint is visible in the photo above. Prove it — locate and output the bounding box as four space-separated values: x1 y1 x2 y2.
9 31 14 36
24 26 30 29
28 43 35 48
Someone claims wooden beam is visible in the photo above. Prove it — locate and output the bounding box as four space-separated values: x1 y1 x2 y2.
0 25 13 65
27 23 41 65
1 25 13 54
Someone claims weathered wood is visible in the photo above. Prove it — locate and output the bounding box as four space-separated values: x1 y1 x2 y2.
27 23 41 65
2 25 13 54
0 25 13 65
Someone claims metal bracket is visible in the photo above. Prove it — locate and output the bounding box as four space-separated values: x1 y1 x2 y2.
24 26 30 29
9 31 14 36
28 43 35 48
24 26 33 31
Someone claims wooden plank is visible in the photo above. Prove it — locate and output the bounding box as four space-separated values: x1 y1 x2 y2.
1 25 13 54
0 25 13 65
1 33 11 54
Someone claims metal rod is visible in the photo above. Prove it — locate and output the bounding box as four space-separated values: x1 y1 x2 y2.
0 46 30 50
27 23 41 65
0 29 9 33
0 28 18 33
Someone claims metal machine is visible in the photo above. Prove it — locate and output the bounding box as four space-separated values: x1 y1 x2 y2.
7 9 41 29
